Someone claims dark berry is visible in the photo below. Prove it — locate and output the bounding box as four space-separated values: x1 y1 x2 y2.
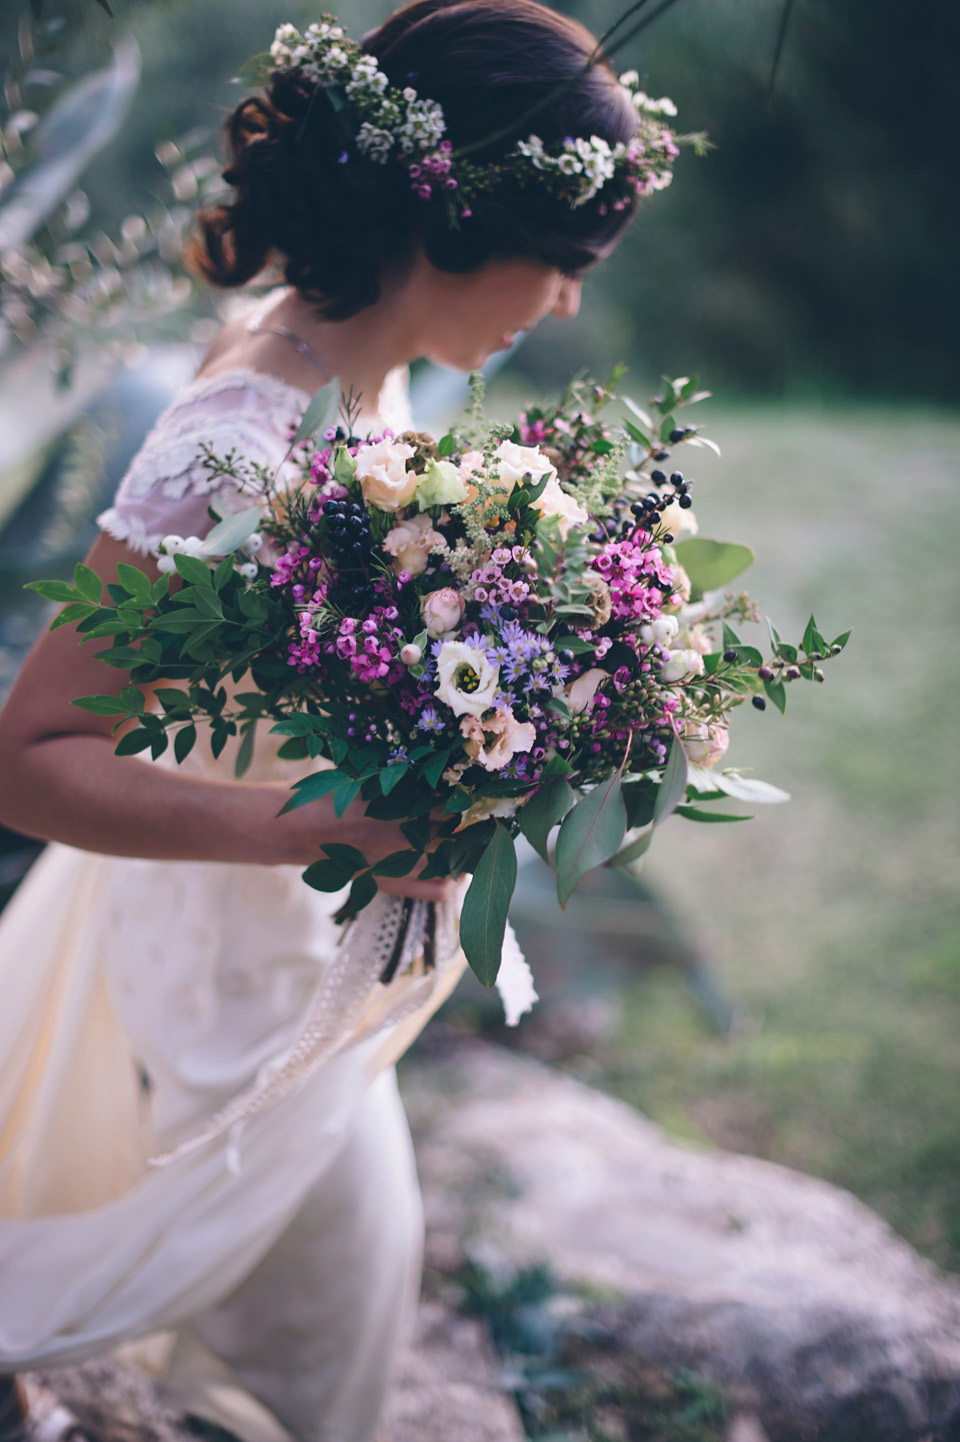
500 605 517 621
678 494 693 509
752 695 766 711
643 495 658 511
758 665 774 681
670 471 684 485
669 429 685 443
631 502 645 516
322 499 338 514
650 469 666 484
654 450 670 461
786 665 801 680
662 532 675 543
723 648 737 662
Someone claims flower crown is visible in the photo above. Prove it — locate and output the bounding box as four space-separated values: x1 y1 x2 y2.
267 18 682 222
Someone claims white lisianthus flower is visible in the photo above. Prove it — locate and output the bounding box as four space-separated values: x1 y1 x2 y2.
658 497 698 540
532 474 590 540
639 615 679 649
435 641 500 718
382 512 444 575
416 458 468 509
354 438 417 510
680 719 730 768
660 648 705 683
459 707 537 772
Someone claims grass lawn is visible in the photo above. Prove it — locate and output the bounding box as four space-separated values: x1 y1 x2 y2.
571 402 960 1270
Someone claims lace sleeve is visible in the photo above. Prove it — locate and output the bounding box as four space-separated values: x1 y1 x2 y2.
97 369 309 556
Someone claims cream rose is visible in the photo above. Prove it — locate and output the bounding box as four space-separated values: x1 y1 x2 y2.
354 438 417 511
532 474 590 540
416 458 468 509
658 497 698 540
421 587 464 636
382 512 444 575
435 640 500 718
492 439 555 490
459 707 537 772
666 563 692 605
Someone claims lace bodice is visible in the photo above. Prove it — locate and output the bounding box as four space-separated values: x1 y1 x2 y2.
98 363 413 556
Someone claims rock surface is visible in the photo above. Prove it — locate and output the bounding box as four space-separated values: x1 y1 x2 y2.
401 1038 960 1441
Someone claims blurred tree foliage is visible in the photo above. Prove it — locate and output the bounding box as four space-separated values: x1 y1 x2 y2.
1 0 957 401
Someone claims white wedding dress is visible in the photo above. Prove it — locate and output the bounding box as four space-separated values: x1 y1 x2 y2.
0 358 527 1442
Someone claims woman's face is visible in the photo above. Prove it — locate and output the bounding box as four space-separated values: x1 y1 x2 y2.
416 255 586 371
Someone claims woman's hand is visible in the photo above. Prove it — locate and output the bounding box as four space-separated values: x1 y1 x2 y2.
269 789 457 902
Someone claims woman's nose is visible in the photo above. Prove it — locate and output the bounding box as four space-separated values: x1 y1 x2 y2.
551 277 583 320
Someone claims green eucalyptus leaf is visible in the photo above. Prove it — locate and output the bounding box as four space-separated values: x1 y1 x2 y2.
555 774 627 907
713 772 790 804
459 822 517 988
674 538 755 596
609 827 653 867
292 383 339 446
675 806 753 823
201 506 263 557
518 778 574 862
653 738 689 825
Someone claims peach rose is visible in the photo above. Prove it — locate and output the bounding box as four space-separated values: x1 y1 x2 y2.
421 587 464 636
681 719 730 768
354 438 417 511
382 512 444 575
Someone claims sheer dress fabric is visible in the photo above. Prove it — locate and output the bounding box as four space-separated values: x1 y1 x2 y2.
0 361 466 1442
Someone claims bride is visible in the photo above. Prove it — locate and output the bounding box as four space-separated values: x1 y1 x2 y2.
0 2 678 1438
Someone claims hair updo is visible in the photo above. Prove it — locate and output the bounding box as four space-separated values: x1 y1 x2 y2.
189 0 639 319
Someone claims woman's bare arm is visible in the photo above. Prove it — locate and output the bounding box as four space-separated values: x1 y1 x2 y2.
0 533 451 897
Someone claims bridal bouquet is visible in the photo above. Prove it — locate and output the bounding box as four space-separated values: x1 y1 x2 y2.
30 372 848 986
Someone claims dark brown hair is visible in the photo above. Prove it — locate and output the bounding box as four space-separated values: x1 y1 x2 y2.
189 0 638 318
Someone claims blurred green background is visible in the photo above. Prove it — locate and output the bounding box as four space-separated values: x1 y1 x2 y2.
2 0 959 1270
